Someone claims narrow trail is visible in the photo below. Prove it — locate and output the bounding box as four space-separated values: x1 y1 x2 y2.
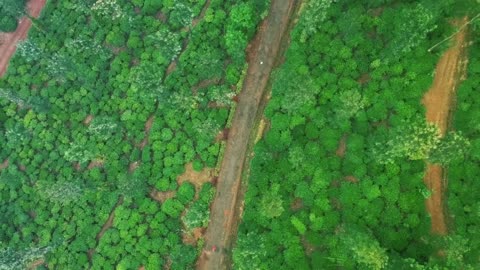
0 0 46 77
196 1 298 269
87 195 124 268
165 0 211 76
421 17 469 235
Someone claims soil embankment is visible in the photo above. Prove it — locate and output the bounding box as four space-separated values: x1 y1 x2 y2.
0 0 46 77
196 1 298 269
421 17 469 235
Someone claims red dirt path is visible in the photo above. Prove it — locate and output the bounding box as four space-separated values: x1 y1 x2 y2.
196 1 298 269
0 0 46 77
421 17 469 235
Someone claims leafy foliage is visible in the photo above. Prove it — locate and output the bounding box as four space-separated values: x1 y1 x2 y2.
0 0 268 268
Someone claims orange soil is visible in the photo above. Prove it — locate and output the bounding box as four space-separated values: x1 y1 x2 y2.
421 17 469 235
83 115 94 126
182 227 205 246
150 162 214 203
128 161 140 173
138 114 155 149
177 162 215 195
0 0 46 77
87 159 104 170
149 189 175 203
344 175 359 183
0 159 9 170
95 196 124 241
88 196 124 265
335 134 348 158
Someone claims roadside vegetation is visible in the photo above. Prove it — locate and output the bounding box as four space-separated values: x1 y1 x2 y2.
0 0 27 32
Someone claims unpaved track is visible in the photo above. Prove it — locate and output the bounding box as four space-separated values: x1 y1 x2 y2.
422 17 469 235
196 1 297 269
0 0 46 77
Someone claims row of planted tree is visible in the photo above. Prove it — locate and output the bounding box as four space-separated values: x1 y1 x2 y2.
0 0 269 269
233 0 479 269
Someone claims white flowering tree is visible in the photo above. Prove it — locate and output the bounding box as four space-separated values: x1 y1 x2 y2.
337 89 369 119
374 120 470 164
63 142 95 164
298 0 337 42
37 181 84 205
0 246 52 270
91 0 125 21
146 28 181 61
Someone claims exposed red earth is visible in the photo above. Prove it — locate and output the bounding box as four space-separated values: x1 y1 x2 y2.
0 0 46 77
196 1 298 269
421 17 469 235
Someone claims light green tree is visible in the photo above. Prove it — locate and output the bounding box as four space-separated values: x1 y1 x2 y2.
0 245 52 270
341 228 389 270
233 232 267 270
374 120 469 164
259 183 284 219
37 181 84 205
298 0 337 42
337 89 369 119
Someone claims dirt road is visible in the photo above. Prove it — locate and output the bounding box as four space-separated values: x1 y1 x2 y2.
196 1 297 269
421 17 469 235
0 0 46 77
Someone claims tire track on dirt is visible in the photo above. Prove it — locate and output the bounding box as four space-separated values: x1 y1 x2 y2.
196 1 298 269
421 17 469 235
0 0 46 77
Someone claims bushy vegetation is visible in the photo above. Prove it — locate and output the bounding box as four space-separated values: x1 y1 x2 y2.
234 0 478 269
447 9 480 268
0 0 26 32
0 0 268 268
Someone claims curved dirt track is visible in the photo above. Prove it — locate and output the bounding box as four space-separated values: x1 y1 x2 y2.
421 17 469 235
196 1 297 269
0 0 46 77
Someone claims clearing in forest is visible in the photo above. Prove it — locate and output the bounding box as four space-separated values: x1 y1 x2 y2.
0 0 46 77
421 17 469 235
196 0 298 269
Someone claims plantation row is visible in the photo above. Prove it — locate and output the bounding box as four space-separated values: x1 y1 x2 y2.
234 0 478 269
0 0 268 269
448 17 480 269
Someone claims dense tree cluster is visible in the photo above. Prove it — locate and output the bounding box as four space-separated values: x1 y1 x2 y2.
234 0 477 269
0 0 268 268
0 0 26 32
447 11 480 268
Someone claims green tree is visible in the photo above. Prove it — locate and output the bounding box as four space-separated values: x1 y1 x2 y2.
340 228 389 270
428 132 470 164
374 120 469 164
259 183 284 219
379 3 437 58
0 245 52 270
182 202 210 230
146 28 181 61
37 180 84 205
233 232 267 270
336 89 369 119
168 2 193 29
0 0 26 32
91 0 126 21
298 0 336 42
